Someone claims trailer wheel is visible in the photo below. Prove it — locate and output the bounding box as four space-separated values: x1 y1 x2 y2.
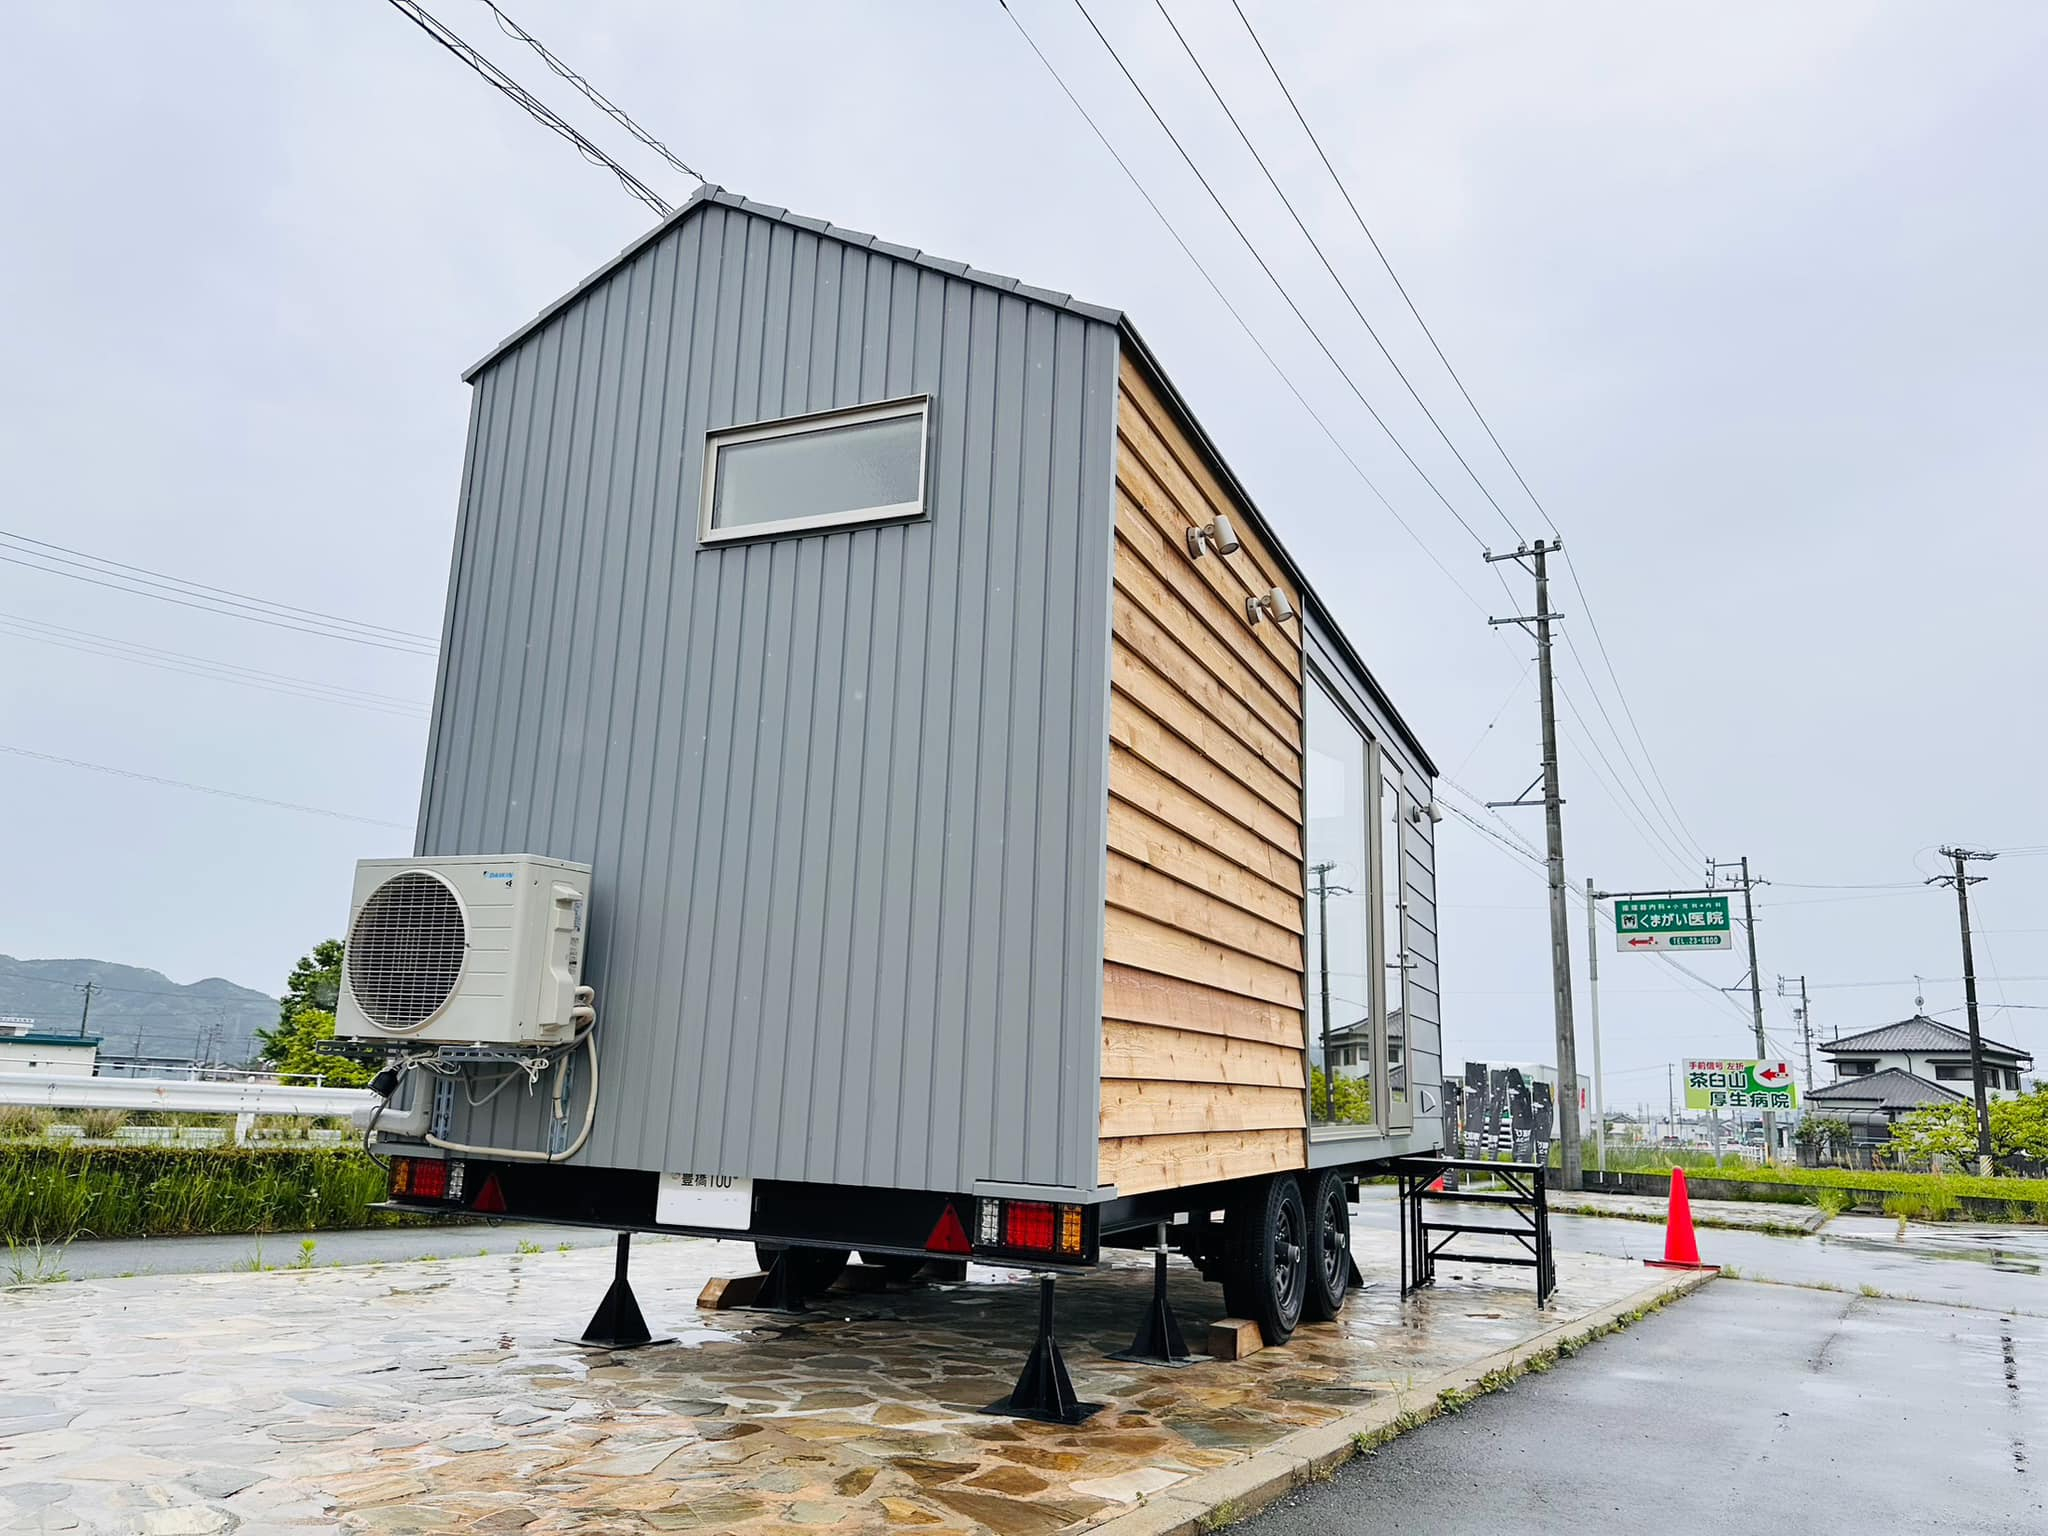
1222 1175 1308 1345
1303 1169 1352 1321
755 1244 850 1292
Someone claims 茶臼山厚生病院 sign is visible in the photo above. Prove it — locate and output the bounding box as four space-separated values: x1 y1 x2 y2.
1683 1059 1798 1111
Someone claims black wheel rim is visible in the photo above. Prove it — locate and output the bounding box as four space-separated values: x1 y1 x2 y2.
1319 1182 1349 1296
1274 1193 1306 1314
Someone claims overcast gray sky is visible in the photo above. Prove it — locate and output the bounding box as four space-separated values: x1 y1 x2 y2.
3 1 2043 1094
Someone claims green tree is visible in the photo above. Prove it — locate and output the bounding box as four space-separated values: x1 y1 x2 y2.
277 939 343 1027
1308 1067 1375 1126
256 940 367 1087
1890 1088 2048 1163
255 1007 370 1088
1794 1115 1853 1158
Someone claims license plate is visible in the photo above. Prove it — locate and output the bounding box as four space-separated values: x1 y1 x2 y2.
655 1173 753 1229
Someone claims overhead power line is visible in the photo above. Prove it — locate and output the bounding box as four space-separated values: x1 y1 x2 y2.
380 0 674 216
1054 2 1700 878
1152 0 1522 547
0 530 432 643
0 743 412 830
475 0 703 185
0 611 430 718
1223 0 1707 859
0 534 438 657
993 0 1493 616
1063 0 1497 553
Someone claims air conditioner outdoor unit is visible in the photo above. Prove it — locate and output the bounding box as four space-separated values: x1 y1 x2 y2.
335 855 591 1047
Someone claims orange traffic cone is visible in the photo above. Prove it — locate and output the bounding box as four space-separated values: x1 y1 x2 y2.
1645 1166 1717 1271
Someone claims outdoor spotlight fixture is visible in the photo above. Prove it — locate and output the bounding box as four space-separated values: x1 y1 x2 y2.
1245 586 1296 626
1185 513 1242 560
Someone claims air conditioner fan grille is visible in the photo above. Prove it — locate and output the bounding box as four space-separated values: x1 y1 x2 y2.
346 871 467 1030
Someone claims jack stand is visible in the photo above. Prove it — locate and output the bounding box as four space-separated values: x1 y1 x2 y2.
983 1275 1103 1424
563 1233 673 1350
1109 1225 1194 1367
753 1246 808 1313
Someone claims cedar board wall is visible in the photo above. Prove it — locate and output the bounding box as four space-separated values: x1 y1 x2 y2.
1099 351 1310 1197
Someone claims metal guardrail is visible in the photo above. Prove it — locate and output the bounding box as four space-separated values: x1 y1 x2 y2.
0 1070 374 1119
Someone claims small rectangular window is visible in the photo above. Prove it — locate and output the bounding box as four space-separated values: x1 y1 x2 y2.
702 397 928 543
1933 1062 1972 1081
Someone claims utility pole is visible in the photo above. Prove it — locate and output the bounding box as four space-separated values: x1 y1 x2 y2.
1666 1062 1675 1143
1585 877 1605 1174
1311 861 1350 1125
1485 539 1581 1190
1929 847 1997 1174
74 978 98 1038
1777 975 1814 1093
1711 857 1773 1161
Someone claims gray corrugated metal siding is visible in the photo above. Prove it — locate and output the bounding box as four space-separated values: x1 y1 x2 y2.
419 199 1118 1196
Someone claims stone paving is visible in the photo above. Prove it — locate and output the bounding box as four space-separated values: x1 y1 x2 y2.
2 1227 1681 1535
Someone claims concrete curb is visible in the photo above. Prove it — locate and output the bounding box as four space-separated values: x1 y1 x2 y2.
1087 1268 1717 1536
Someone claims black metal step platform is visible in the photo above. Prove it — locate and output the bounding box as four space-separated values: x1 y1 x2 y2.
1395 1156 1555 1305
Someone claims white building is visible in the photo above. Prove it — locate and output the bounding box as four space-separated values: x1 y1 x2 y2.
1818 1016 2032 1103
0 1032 101 1077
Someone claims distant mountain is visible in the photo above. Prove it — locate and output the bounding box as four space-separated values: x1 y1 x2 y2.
0 955 278 1065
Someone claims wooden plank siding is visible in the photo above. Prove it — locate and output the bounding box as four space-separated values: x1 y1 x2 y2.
1100 350 1310 1194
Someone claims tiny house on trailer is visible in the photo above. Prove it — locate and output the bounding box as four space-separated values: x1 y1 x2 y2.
347 187 1444 1372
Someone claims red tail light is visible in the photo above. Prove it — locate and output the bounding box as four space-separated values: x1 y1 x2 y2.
1004 1201 1056 1251
391 1156 463 1203
973 1197 1088 1259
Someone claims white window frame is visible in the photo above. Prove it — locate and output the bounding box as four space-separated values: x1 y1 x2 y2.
699 394 931 545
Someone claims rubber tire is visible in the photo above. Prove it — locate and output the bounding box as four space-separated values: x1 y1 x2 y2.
1303 1168 1353 1322
1222 1175 1310 1345
862 1253 928 1284
754 1244 850 1293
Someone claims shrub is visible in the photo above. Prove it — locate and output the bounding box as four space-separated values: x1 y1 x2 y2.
0 1145 405 1244
78 1109 128 1139
0 1106 52 1140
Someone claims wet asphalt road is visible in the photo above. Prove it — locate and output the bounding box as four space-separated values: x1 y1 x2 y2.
1241 1279 2045 1535
1352 1184 2048 1316
1243 1190 2048 1534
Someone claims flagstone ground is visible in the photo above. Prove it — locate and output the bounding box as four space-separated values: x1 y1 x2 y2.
2 1225 1687 1535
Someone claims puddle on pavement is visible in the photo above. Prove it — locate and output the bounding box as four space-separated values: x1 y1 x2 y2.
1821 1232 2043 1275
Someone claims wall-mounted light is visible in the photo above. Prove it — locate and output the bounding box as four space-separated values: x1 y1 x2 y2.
1245 587 1296 626
1185 513 1241 560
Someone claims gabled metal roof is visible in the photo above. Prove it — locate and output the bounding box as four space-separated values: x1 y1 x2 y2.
463 184 1123 381
460 186 1440 776
1817 1015 2029 1063
1806 1067 1963 1111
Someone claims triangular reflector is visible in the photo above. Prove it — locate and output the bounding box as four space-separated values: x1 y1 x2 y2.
925 1202 972 1255
472 1174 508 1215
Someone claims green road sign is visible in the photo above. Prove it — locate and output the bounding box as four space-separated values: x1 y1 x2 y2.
1684 1059 1798 1111
1614 895 1732 952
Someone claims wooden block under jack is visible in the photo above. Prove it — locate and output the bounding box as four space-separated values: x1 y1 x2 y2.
836 1263 892 1294
697 1272 768 1311
1208 1317 1264 1361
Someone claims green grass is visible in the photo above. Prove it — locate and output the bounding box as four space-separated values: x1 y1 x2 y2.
1608 1162 2048 1222
1708 1164 2048 1207
1557 1143 1759 1174
4 1235 70 1285
0 1144 405 1244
